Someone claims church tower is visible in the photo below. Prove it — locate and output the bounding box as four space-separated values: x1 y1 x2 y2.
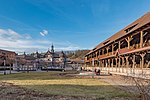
51 44 54 53
51 44 54 66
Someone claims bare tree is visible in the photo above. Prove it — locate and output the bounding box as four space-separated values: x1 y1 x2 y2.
124 73 150 100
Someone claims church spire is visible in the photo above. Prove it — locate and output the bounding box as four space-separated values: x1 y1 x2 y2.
51 43 54 53
24 52 26 55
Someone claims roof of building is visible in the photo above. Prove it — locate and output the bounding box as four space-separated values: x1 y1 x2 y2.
0 49 16 54
86 12 150 56
59 51 67 58
44 50 60 58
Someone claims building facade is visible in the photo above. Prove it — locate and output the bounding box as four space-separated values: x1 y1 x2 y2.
84 12 150 76
15 44 67 70
0 49 16 66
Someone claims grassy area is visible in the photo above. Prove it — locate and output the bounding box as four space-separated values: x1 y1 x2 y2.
0 71 131 98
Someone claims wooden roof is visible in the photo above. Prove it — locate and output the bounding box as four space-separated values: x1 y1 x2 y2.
86 12 150 56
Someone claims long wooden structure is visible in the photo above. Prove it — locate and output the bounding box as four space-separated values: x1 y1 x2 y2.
84 12 150 76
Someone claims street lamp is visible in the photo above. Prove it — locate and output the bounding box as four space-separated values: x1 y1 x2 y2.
4 56 6 75
63 57 66 69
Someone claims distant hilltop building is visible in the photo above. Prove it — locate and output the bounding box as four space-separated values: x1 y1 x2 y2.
84 12 150 76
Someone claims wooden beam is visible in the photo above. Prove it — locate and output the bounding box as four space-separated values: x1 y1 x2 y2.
112 44 114 55
140 31 143 48
118 41 121 49
143 32 148 37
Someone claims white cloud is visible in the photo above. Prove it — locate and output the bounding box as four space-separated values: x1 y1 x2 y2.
0 29 21 40
40 30 48 36
23 34 32 39
0 28 41 52
0 28 81 53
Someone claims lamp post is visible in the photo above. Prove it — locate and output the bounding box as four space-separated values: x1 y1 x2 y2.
9 63 11 74
4 57 6 75
63 57 66 69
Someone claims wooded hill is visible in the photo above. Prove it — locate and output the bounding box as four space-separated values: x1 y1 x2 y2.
65 50 90 59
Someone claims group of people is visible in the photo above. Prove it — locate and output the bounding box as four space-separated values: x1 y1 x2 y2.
94 68 100 75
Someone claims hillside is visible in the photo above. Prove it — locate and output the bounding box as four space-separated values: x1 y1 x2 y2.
66 50 90 60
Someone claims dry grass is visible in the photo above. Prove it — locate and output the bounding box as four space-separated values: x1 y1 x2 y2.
0 71 131 99
3 79 108 86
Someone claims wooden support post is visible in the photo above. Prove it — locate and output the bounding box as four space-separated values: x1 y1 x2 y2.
140 31 143 48
103 60 105 71
108 59 110 72
125 56 129 74
125 36 131 49
96 52 97 59
106 47 109 56
102 49 104 55
107 59 108 71
103 60 105 70
99 60 101 70
128 37 130 49
110 58 112 71
105 59 107 71
132 55 136 74
140 53 146 74
101 60 102 70
122 57 124 73
115 58 117 72
112 44 114 55
98 59 100 67
112 58 114 71
146 61 150 68
118 57 121 72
